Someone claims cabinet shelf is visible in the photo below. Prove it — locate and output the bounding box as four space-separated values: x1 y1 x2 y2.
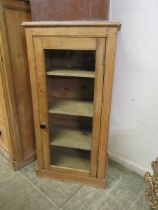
47 69 95 78
48 99 93 117
51 147 90 171
50 127 91 150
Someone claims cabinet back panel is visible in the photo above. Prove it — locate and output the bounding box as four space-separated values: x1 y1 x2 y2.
47 77 94 101
49 115 92 129
45 49 95 71
51 146 91 171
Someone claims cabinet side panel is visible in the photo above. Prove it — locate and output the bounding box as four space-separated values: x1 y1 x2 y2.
0 0 36 161
0 59 10 152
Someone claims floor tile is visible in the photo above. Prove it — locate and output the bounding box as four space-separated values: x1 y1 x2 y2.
107 160 124 188
129 189 149 210
20 161 81 206
0 162 58 210
129 199 149 210
0 154 149 210
61 162 147 210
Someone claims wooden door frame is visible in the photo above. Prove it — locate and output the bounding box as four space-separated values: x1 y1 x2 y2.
90 38 106 177
32 35 105 178
97 28 118 179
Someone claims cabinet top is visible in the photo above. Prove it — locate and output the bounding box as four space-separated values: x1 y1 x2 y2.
22 21 121 29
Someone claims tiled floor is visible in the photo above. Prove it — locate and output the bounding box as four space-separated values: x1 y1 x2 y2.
0 154 149 210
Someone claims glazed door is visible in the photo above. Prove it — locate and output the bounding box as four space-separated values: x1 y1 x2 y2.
33 36 105 178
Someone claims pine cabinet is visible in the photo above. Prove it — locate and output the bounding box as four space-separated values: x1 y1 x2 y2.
0 0 36 169
23 21 120 188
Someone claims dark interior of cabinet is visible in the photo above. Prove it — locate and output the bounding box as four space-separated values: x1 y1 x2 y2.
45 49 95 72
51 146 91 171
47 77 94 100
44 49 95 171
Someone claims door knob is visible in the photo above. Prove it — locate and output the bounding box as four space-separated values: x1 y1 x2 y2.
40 123 46 129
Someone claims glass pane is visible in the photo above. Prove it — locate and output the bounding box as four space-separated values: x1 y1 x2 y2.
51 147 91 171
45 49 95 72
44 49 95 171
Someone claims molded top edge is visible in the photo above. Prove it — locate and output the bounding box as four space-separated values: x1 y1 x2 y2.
22 21 121 29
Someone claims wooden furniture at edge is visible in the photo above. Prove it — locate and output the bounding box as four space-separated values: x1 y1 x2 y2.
23 21 121 188
30 0 110 21
0 0 36 169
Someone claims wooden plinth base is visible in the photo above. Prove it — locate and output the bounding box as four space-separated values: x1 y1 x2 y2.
0 146 36 170
36 168 106 188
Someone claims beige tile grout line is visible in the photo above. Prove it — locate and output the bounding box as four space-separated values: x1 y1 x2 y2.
58 185 82 209
18 170 59 208
18 163 84 209
0 155 130 209
128 188 148 210
96 177 123 210
0 155 58 207
0 154 82 209
18 162 82 209
59 176 123 210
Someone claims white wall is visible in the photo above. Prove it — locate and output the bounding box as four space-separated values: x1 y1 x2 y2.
109 0 158 175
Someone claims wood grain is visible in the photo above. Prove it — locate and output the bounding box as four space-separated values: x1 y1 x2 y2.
47 77 94 101
50 126 91 150
48 165 90 177
0 0 35 169
33 37 50 170
31 27 109 37
24 22 120 187
91 38 106 178
22 21 120 28
97 28 118 179
48 99 93 117
0 53 10 152
37 169 106 188
42 37 96 50
47 69 95 78
25 29 44 169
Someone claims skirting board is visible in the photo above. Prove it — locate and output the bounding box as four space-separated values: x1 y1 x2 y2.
109 151 152 176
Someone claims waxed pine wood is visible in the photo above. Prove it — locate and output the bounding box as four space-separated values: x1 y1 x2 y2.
23 21 120 188
0 0 36 169
48 99 93 117
50 126 91 150
47 69 95 78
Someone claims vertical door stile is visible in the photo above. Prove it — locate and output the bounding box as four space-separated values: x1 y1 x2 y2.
90 38 106 178
25 29 44 169
34 36 50 169
97 28 118 179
